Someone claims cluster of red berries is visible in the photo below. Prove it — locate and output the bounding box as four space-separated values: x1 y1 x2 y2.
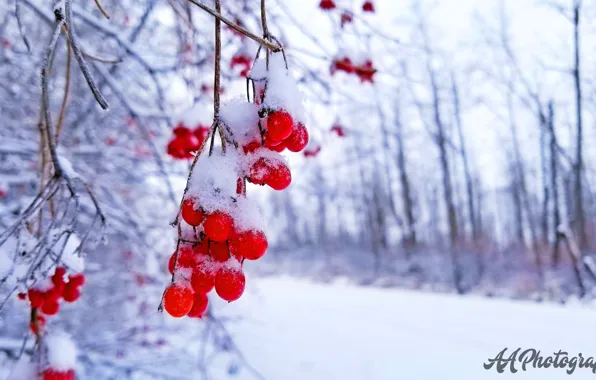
330 57 377 83
162 198 269 318
18 268 85 334
167 123 210 160
40 369 75 380
231 53 253 77
319 0 375 13
162 53 309 318
241 109 308 190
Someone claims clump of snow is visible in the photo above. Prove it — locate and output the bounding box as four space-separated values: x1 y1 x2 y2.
177 103 211 128
50 231 85 273
187 148 240 215
8 356 36 380
45 330 78 371
233 197 265 232
219 99 260 145
31 277 54 292
56 149 80 180
261 54 307 124
248 58 268 80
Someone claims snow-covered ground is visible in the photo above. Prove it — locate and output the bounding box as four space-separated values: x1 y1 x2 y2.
218 276 596 380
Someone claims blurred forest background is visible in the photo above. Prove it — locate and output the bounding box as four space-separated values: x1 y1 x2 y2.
1 0 596 378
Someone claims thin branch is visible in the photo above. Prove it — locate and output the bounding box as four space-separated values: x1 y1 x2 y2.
55 40 72 143
41 19 66 178
185 0 281 52
15 0 31 52
64 0 109 110
93 0 110 19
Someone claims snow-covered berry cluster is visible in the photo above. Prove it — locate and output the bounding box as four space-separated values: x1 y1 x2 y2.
161 53 308 318
167 122 210 160
18 267 85 334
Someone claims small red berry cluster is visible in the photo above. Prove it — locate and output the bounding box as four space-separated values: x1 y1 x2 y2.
40 369 75 380
18 267 85 334
330 57 377 83
231 53 252 77
319 1 375 13
167 123 210 160
330 123 346 137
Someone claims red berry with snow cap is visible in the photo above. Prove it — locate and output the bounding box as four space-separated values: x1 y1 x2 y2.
191 261 216 293
266 162 292 191
215 267 246 302
284 123 309 152
182 198 205 226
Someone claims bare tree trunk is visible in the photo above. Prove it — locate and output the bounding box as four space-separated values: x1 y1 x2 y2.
395 103 416 250
451 73 478 241
540 112 550 244
547 102 562 267
572 1 586 249
428 71 458 245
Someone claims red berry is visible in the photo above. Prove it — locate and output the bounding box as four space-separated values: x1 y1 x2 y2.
28 289 45 308
181 198 205 226
362 1 375 12
17 292 27 300
319 0 336 10
41 300 60 315
266 138 286 152
243 140 262 154
248 158 270 185
187 293 209 318
203 211 234 242
62 283 81 303
193 239 209 257
266 162 292 191
44 286 62 302
168 246 196 274
230 230 268 261
209 241 230 262
29 315 46 335
215 267 246 302
68 273 85 287
51 267 66 286
191 261 216 293
163 284 194 318
266 111 294 142
284 123 309 152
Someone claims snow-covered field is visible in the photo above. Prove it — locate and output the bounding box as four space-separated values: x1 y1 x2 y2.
220 276 596 380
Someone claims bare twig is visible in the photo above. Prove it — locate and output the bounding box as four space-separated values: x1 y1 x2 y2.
64 0 109 110
56 40 72 143
93 0 111 19
15 0 31 52
185 0 281 52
